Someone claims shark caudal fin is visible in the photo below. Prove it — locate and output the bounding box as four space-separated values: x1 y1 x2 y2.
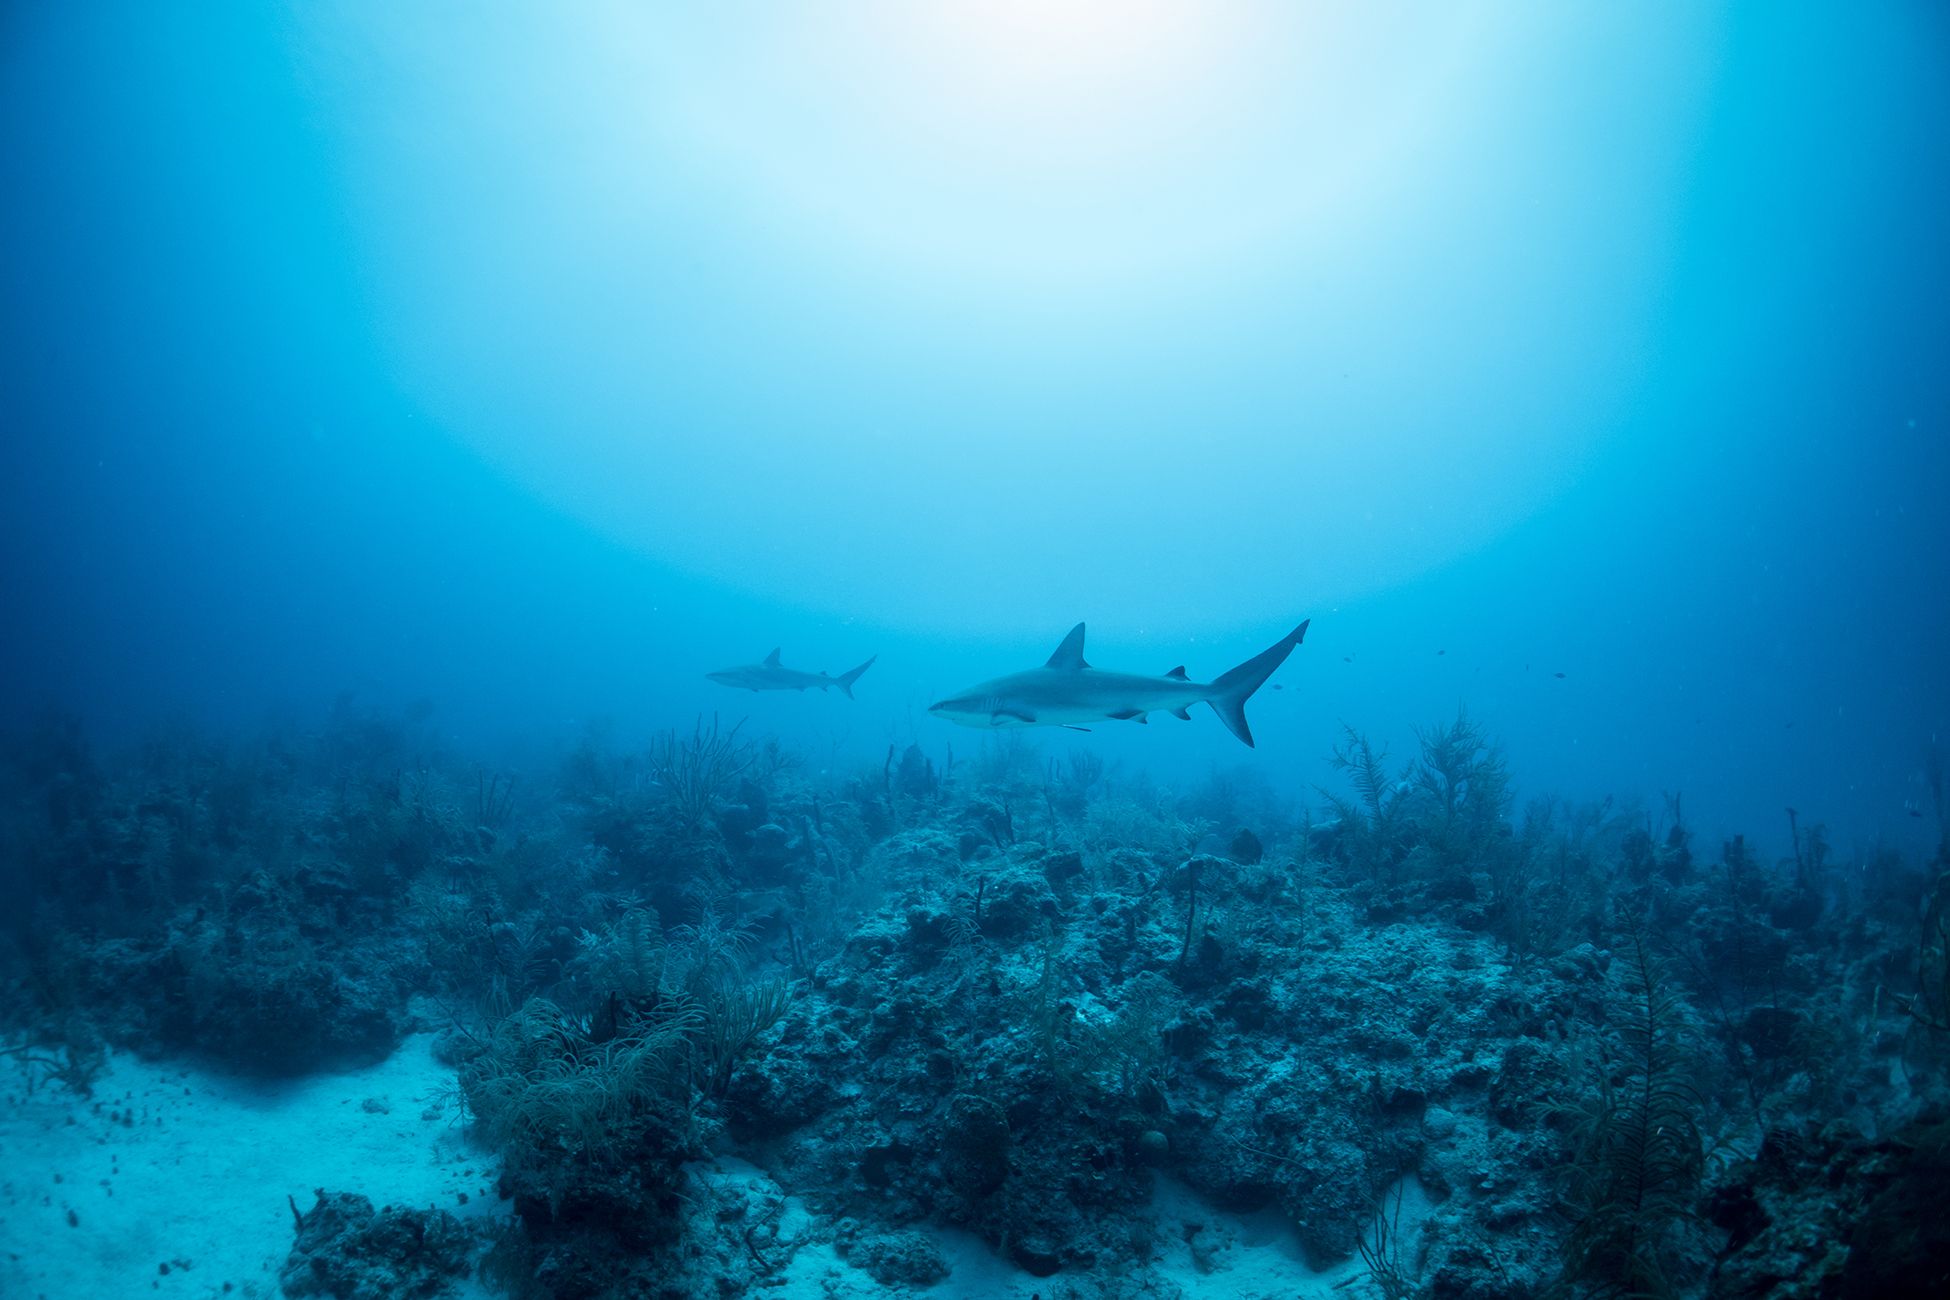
833 656 877 700
1205 620 1309 747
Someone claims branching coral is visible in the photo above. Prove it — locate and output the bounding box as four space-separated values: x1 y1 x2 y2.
694 976 792 1099
1356 1179 1420 1300
1410 709 1512 868
1903 869 1950 1044
462 997 702 1149
648 715 755 832
1328 725 1397 823
570 907 666 1003
1318 725 1408 882
1552 931 1705 1299
1085 970 1183 1108
480 904 794 1114
1 1027 107 1098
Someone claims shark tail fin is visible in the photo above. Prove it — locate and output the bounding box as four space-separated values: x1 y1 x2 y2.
1205 620 1309 747
833 655 877 700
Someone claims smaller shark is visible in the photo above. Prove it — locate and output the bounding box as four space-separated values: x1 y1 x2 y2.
707 648 877 698
929 620 1309 747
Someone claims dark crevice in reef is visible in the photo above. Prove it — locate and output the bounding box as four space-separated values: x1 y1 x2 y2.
3 706 1948 1298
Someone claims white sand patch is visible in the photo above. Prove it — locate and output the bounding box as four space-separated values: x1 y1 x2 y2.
763 1170 1439 1299
1145 1173 1436 1297
0 1033 507 1300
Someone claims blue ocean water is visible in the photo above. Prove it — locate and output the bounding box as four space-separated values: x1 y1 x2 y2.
5 4 1946 850
3 5 1948 1298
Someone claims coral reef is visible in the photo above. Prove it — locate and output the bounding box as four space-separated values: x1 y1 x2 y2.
281 1189 480 1300
3 707 1947 1298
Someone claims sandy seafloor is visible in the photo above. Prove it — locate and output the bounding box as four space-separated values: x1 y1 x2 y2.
760 1168 1437 1300
2 1032 1433 1300
0 1032 505 1300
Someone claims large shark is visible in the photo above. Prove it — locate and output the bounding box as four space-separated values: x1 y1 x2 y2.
929 620 1309 747
707 649 877 698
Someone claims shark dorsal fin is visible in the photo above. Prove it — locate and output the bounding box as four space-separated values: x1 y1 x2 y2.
1045 623 1089 671
1165 665 1188 680
764 648 782 667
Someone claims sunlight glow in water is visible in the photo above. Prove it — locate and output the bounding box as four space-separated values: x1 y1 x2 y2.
640 2 1481 284
296 1 1720 634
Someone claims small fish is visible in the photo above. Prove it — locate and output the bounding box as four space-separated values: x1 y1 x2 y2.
1436 649 1446 656
1272 684 1284 691
1553 672 1565 679
1342 656 1352 663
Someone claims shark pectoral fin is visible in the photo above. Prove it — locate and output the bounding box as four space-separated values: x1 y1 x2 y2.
1109 709 1148 724
992 707 1037 725
1169 707 1192 720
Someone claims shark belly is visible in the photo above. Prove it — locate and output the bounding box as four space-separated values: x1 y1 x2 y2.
1001 670 1208 726
928 619 1304 744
